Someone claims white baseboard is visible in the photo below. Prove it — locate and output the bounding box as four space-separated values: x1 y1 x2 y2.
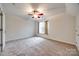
5 36 34 43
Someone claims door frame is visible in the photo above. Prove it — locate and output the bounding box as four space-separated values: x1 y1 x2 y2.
0 8 3 52
0 7 5 52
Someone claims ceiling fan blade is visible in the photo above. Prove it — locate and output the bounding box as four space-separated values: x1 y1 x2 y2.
28 14 33 15
38 13 44 15
33 10 38 13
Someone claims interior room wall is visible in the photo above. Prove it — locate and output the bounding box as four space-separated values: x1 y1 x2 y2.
76 14 79 50
5 13 36 42
36 13 76 45
65 3 79 50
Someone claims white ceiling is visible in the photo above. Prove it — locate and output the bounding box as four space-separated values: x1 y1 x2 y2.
65 3 79 16
2 3 65 20
1 3 79 20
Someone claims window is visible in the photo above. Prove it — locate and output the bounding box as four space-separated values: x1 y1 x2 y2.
38 21 48 34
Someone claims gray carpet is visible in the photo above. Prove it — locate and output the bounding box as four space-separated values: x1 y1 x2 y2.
0 37 78 56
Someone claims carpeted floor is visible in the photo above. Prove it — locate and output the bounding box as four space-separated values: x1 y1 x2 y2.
0 37 78 56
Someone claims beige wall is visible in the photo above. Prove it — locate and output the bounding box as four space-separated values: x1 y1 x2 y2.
37 13 76 45
5 14 36 42
76 14 79 50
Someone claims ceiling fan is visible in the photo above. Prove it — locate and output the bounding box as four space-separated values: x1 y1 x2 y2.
28 10 44 18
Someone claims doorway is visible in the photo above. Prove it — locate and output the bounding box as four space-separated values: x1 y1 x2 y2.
0 8 5 52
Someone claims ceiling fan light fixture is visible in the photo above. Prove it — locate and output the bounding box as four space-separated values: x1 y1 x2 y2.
32 16 34 18
38 16 40 18
33 14 38 18
28 9 44 19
